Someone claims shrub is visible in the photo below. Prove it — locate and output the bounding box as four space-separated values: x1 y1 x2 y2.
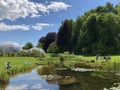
37 65 55 75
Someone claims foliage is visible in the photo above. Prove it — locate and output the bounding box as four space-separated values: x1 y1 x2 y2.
39 32 57 52
47 42 58 53
37 65 55 75
38 2 120 55
36 42 43 48
23 42 33 50
38 37 45 49
57 19 73 52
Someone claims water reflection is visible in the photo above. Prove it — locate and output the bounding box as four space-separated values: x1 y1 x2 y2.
39 67 120 90
56 70 120 90
5 69 59 90
0 67 119 90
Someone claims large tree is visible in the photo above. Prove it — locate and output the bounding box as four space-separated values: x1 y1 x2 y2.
37 2 120 55
71 16 83 53
39 32 57 51
47 42 58 53
44 32 57 51
75 11 120 54
96 13 120 54
57 19 73 52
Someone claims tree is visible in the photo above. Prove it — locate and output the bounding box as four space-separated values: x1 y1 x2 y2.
71 16 83 52
105 2 117 14
97 13 120 54
95 2 117 14
38 32 57 51
57 19 73 52
37 2 120 55
47 42 58 53
75 8 120 54
23 42 33 50
38 36 45 49
44 32 57 51
36 42 43 48
75 14 98 54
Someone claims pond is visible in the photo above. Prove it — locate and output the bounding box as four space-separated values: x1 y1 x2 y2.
0 68 120 90
1 69 59 90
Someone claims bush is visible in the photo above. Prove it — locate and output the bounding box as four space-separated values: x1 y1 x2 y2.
47 42 58 53
37 65 55 75
74 62 92 68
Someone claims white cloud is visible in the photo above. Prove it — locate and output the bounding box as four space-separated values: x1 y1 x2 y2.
48 2 71 12
6 84 28 90
30 84 42 90
0 22 29 31
0 0 71 21
0 22 53 31
30 14 41 18
32 23 53 30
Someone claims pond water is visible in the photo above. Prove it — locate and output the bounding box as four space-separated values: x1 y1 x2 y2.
0 68 120 90
3 69 59 90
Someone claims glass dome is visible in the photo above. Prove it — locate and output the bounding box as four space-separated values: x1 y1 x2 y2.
0 41 22 52
30 47 45 54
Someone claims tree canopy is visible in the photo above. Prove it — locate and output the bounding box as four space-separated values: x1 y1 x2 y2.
23 42 33 50
39 32 57 52
38 2 120 55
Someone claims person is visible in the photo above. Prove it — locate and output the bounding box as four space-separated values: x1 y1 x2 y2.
6 61 12 69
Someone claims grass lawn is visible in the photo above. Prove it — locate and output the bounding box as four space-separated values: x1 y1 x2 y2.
0 57 38 71
0 57 39 83
44 53 120 71
0 54 120 83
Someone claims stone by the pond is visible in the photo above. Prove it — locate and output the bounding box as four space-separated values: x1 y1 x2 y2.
56 68 69 71
71 67 94 72
40 74 79 86
103 83 120 90
58 76 79 85
115 73 120 76
41 74 63 81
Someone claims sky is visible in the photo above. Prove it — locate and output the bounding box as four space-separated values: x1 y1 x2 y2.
0 0 119 46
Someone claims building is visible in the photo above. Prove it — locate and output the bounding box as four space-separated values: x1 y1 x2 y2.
0 41 22 52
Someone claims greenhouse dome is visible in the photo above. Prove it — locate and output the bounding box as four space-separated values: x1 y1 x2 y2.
0 41 22 52
30 47 45 54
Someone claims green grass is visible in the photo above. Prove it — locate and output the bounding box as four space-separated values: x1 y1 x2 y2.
1 54 120 83
0 57 39 83
44 53 120 71
0 57 38 70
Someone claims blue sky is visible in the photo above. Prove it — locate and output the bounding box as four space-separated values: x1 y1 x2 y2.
0 0 119 46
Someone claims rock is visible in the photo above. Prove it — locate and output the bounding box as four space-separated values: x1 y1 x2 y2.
71 67 94 72
115 73 120 76
41 74 63 81
56 68 68 71
58 77 79 86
